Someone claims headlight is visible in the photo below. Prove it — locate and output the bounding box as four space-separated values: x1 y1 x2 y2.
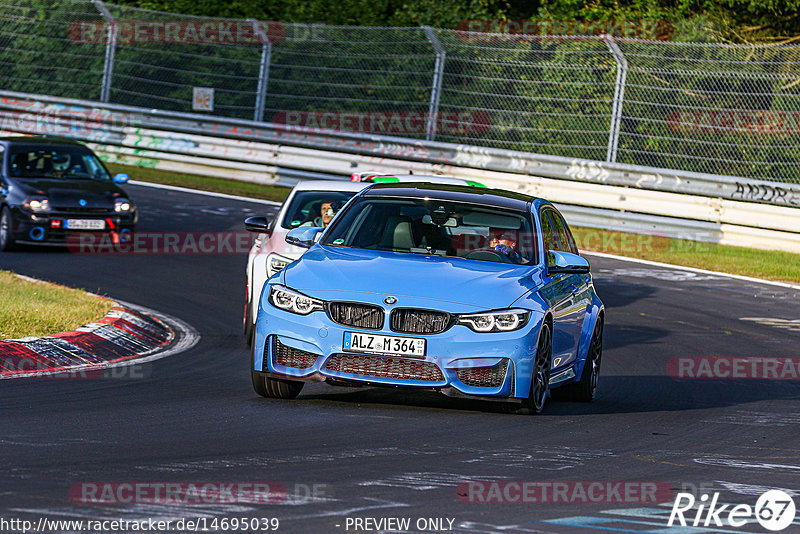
23 196 50 213
268 285 324 315
267 254 292 276
114 199 133 212
457 309 530 333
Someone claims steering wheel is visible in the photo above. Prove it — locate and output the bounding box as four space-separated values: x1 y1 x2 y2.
463 247 513 263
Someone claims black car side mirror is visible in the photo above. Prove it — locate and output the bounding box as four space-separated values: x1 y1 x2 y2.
244 216 272 234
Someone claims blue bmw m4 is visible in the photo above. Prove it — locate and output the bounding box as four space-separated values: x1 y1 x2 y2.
250 183 604 414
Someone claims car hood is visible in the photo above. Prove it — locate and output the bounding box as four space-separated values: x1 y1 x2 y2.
283 245 543 311
14 178 125 208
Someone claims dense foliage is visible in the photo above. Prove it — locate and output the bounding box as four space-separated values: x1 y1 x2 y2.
117 0 800 43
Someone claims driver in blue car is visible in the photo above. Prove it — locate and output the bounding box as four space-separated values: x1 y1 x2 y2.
489 229 527 264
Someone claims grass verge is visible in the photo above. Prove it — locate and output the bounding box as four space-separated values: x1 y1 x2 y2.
572 227 800 284
106 163 291 203
107 162 800 284
0 271 113 339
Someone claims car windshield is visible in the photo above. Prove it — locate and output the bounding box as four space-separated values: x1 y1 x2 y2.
8 147 111 181
281 190 358 229
321 197 537 265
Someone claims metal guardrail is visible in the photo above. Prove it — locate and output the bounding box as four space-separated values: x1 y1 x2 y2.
2 90 799 209
1 91 799 253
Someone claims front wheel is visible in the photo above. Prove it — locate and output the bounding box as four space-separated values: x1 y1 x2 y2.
507 322 551 415
553 317 603 402
252 372 304 399
0 207 16 252
243 299 254 347
251 347 303 399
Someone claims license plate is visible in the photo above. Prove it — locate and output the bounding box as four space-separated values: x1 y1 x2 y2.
343 332 426 358
66 219 105 230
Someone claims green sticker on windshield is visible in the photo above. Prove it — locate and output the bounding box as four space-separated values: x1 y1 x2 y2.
291 220 301 227
333 238 344 245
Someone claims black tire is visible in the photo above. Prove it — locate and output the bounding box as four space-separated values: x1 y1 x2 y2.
251 344 304 399
552 317 603 402
0 206 16 252
243 300 254 347
507 322 552 415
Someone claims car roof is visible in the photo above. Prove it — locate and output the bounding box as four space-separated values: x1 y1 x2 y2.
0 135 88 147
291 180 369 192
361 182 536 211
354 172 485 187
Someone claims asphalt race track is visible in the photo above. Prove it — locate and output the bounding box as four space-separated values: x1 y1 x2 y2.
2 183 799 534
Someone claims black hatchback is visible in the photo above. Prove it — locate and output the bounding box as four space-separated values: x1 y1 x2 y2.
0 136 137 251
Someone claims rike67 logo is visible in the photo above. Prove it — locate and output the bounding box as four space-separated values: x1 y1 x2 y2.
669 490 797 531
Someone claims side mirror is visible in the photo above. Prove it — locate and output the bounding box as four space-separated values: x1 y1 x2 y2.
113 173 129 184
286 226 323 249
547 251 589 275
244 215 272 234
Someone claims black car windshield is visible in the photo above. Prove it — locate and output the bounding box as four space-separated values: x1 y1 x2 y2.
8 147 112 181
281 190 358 229
321 197 537 265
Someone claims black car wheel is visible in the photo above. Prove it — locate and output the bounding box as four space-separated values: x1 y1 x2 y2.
552 317 603 402
0 207 16 252
244 299 254 347
507 321 551 415
251 345 303 399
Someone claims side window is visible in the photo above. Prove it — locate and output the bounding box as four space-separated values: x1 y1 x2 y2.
539 209 559 253
549 209 578 254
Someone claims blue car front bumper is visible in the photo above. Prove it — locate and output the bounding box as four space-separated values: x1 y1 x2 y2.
253 286 550 400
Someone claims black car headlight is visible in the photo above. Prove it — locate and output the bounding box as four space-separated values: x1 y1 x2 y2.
23 196 50 213
269 285 324 315
457 309 530 333
114 199 134 213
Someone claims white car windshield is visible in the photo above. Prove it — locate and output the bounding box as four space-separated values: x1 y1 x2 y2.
281 190 357 229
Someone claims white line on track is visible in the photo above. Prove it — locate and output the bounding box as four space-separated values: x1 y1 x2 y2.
584 250 800 291
129 180 282 206
115 299 201 364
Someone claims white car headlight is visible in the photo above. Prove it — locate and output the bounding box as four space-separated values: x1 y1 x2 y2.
267 254 292 276
457 309 530 333
268 285 324 315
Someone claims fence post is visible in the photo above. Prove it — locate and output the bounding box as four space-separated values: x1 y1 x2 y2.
250 19 272 123
604 34 628 163
91 0 116 103
422 26 445 142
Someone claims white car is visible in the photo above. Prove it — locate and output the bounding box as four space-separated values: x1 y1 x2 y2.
242 175 486 344
243 180 367 344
